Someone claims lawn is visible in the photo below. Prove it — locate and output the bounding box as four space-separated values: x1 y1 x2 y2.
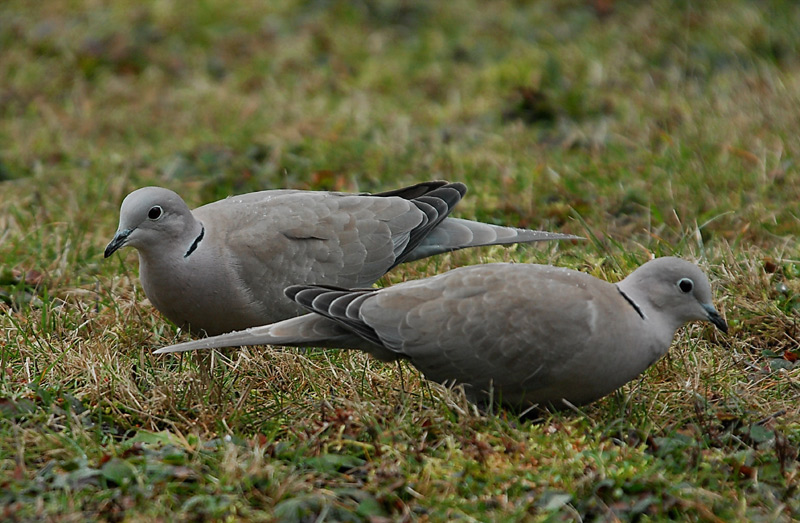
1 0 799 520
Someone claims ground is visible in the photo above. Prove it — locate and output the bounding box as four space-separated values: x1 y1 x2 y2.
1 0 799 521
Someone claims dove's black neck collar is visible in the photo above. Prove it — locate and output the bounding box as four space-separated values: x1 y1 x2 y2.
184 223 205 258
617 286 645 320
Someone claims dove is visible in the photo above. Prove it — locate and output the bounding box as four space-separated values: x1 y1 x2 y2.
105 181 577 335
154 257 728 409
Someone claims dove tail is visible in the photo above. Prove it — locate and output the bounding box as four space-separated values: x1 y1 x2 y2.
153 314 354 354
404 217 581 261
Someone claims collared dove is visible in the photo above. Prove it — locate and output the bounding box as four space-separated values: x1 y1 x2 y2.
105 181 578 335
154 257 728 409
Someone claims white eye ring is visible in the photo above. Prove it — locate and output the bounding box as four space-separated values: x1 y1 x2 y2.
148 205 164 220
677 278 694 293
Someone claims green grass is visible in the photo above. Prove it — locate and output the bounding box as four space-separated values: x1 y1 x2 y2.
1 0 799 520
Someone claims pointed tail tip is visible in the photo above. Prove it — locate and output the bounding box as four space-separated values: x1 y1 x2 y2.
153 341 211 354
524 231 585 242
559 233 585 241
153 346 178 354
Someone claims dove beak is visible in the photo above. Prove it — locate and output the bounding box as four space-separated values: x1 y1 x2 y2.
703 304 728 333
104 229 132 258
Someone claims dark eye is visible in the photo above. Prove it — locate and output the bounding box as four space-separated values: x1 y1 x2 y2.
677 278 694 293
148 205 163 220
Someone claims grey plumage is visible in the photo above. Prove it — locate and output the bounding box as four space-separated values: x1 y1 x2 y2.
105 181 578 335
154 257 728 410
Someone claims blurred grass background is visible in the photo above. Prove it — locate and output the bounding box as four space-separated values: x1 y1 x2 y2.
1 0 799 520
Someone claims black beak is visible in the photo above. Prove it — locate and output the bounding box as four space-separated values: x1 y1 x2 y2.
104 229 132 258
703 304 728 333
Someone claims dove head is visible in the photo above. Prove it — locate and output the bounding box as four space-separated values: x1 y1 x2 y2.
618 257 727 334
104 187 197 258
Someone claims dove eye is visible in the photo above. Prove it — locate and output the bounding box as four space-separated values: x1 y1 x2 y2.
677 278 694 293
148 205 164 220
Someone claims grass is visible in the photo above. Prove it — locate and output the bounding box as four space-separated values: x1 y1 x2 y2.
1 0 799 520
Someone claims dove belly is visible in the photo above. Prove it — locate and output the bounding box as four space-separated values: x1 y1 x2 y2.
138 255 304 336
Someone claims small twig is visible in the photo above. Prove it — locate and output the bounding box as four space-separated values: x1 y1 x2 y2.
755 409 786 426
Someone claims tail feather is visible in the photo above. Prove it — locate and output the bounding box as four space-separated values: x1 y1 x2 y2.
153 314 354 354
404 217 581 261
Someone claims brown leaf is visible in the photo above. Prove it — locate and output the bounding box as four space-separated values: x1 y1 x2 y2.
121 442 145 458
23 270 45 287
726 145 760 165
592 0 614 18
738 464 756 479
13 463 25 481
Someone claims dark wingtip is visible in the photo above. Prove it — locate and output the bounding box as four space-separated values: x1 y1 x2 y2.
284 285 308 300
447 182 468 198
